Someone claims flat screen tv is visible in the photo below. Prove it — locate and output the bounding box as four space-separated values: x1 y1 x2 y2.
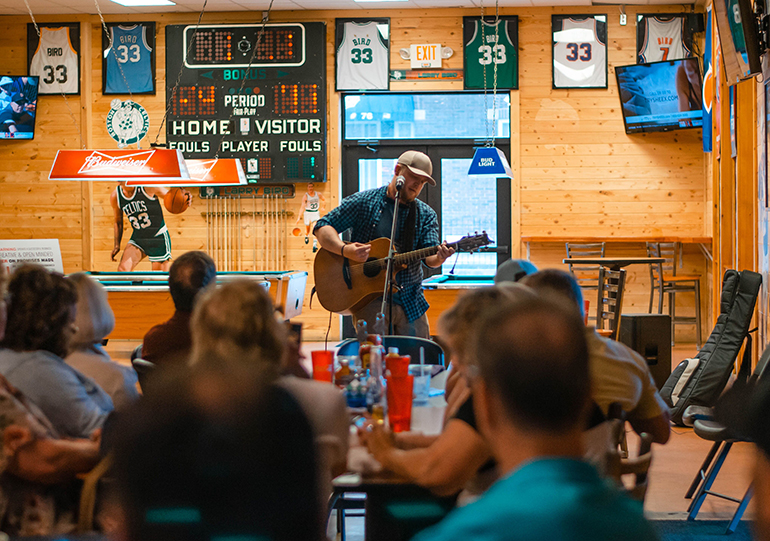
714 0 762 84
615 58 703 134
0 76 38 140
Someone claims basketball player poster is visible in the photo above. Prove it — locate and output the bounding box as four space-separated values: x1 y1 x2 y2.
27 23 80 95
335 18 390 91
636 14 694 64
102 22 156 95
552 15 607 89
463 16 518 90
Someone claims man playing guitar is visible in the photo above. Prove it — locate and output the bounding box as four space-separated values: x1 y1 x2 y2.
314 151 454 338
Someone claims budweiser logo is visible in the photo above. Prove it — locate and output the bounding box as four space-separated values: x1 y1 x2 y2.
77 150 156 175
186 159 217 181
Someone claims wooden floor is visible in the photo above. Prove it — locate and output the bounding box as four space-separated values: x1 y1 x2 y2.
106 340 756 530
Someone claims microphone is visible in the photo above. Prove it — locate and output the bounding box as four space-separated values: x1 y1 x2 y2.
395 175 405 190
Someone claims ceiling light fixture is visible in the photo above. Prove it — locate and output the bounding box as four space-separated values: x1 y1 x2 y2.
109 0 176 6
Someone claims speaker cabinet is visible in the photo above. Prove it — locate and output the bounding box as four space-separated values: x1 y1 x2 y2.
618 314 672 390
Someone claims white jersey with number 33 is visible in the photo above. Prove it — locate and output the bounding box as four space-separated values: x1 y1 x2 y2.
553 18 606 88
337 21 388 90
30 27 79 94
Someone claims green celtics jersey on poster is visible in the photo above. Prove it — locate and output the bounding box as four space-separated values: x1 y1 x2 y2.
464 18 518 90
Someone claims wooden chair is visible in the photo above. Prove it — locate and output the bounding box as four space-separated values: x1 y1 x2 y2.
566 242 605 322
596 267 626 341
620 433 654 502
646 242 702 348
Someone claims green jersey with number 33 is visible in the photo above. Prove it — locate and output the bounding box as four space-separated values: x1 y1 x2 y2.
117 186 166 240
464 19 518 90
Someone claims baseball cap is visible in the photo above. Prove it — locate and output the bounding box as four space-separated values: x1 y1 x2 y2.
397 150 436 186
494 259 538 284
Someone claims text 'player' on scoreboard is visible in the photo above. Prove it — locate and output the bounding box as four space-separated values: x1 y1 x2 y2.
170 118 322 136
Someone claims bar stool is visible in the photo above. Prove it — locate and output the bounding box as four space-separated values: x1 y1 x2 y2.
566 242 605 323
646 242 702 348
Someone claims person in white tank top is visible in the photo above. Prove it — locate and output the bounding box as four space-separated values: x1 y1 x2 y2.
296 183 326 249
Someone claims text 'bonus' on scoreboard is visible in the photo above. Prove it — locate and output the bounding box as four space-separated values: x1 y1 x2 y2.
165 23 327 184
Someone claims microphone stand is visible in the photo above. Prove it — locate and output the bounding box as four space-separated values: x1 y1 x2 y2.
378 178 404 336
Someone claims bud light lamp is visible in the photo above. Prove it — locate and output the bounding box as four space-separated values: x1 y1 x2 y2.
468 146 513 177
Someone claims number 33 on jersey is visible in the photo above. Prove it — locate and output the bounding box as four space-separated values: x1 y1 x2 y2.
336 21 389 91
464 17 518 90
29 26 79 95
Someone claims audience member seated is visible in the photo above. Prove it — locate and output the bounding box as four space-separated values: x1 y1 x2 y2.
0 265 112 438
110 361 324 541
65 273 139 410
717 373 770 541
142 251 216 367
0 272 102 536
364 284 535 499
413 296 658 541
188 279 348 497
522 269 671 444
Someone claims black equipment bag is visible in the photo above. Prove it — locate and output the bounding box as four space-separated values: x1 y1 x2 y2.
660 269 762 426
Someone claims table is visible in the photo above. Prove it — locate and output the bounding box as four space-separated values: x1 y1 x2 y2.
523 236 713 263
422 275 494 332
562 257 665 271
86 270 307 340
336 394 449 541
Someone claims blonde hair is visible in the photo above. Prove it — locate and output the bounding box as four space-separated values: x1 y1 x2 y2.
68 273 116 348
438 283 535 366
190 280 286 376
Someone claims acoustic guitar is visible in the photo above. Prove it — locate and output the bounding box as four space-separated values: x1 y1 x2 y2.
313 233 491 315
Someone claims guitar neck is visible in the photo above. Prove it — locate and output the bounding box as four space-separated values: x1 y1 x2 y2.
372 240 463 269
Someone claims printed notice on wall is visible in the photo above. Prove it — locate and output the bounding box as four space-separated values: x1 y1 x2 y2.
0 239 64 274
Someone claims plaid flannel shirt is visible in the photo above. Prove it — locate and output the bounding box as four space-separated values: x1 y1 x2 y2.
314 186 439 322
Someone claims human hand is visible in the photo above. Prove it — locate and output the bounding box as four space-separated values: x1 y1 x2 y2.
183 190 193 208
110 246 120 261
3 425 33 457
436 242 455 263
365 424 395 462
344 243 371 262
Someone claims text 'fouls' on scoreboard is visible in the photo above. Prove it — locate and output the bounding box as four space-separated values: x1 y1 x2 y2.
165 23 327 183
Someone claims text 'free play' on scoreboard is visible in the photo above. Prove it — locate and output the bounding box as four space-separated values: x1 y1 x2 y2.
165 23 326 183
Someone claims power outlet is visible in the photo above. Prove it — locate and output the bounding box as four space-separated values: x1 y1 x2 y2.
620 13 627 25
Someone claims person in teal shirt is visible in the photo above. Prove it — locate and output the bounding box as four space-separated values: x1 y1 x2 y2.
413 295 658 541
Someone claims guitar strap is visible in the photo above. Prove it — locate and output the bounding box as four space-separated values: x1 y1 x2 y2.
400 201 418 253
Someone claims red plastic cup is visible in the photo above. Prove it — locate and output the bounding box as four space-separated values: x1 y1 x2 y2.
386 355 410 378
311 350 334 383
386 374 413 433
583 299 590 325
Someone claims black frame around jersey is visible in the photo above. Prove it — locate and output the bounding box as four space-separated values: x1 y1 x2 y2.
636 13 694 64
27 23 80 95
102 22 157 95
462 16 519 90
551 14 608 90
335 18 390 92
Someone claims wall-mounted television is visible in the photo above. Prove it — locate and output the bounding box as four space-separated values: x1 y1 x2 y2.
615 58 703 134
0 76 38 140
714 0 762 85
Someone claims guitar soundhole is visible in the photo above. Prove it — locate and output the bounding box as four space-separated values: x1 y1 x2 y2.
363 259 381 278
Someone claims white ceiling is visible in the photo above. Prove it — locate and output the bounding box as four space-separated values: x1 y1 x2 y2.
0 0 695 16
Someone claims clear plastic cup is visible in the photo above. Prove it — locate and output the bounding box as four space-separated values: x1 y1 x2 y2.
409 364 432 405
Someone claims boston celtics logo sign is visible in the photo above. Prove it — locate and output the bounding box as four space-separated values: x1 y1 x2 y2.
106 99 149 148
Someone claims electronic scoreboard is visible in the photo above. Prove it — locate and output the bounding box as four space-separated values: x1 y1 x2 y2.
165 23 326 183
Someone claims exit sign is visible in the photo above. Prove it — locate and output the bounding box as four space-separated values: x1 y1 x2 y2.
410 44 442 69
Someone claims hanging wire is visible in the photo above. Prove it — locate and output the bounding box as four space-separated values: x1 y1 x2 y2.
24 0 85 149
153 0 210 147
94 0 134 104
213 0 275 159
490 0 500 147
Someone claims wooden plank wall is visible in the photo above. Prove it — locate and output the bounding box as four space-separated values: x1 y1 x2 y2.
0 6 710 341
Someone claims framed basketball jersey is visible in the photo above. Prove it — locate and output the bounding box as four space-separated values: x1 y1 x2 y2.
552 15 607 89
102 22 156 95
463 16 518 90
636 14 694 64
335 18 390 91
27 23 80 95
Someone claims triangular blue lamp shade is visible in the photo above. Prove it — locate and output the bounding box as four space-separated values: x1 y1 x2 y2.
468 147 513 177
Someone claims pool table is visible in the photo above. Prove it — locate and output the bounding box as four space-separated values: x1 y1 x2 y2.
422 275 494 332
86 271 307 340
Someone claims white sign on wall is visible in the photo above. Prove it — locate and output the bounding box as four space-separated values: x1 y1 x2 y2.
0 239 64 274
410 44 442 68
